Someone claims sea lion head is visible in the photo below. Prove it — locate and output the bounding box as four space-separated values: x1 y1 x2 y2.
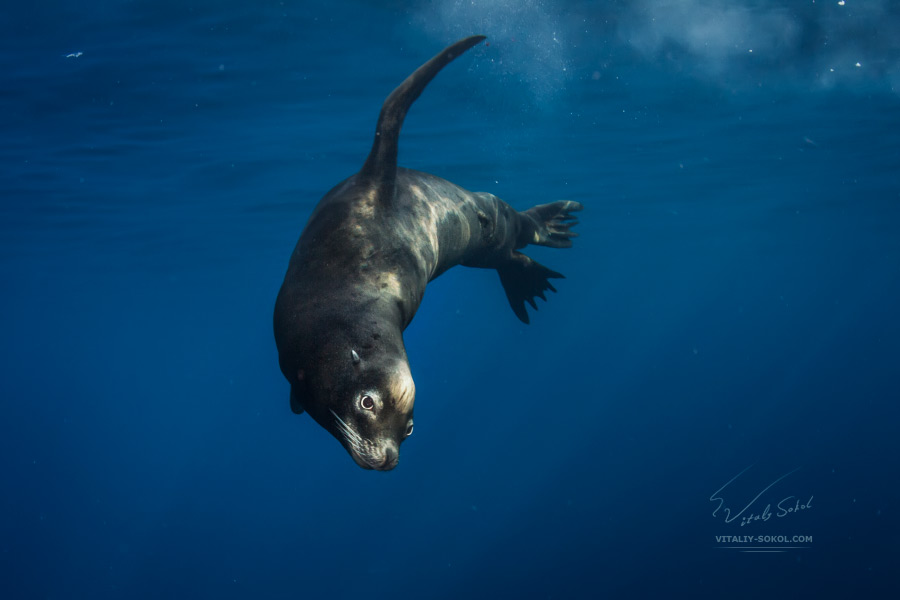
286 327 416 471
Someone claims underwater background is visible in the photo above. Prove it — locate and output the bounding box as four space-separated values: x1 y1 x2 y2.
2 0 898 597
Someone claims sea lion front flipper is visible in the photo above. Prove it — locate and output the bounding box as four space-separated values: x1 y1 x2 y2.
358 35 486 203
497 252 564 324
289 386 305 415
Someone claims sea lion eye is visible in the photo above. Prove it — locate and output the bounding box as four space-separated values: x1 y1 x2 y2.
360 395 375 410
405 422 414 437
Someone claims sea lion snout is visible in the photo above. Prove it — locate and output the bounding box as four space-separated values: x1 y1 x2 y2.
346 438 400 471
375 444 399 471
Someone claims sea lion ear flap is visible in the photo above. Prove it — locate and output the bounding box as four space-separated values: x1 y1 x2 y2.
289 386 305 415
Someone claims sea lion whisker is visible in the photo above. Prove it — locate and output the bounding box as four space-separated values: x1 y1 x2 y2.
347 438 364 453
343 427 363 448
336 422 361 447
337 428 363 454
329 412 386 467
329 409 362 441
330 410 369 456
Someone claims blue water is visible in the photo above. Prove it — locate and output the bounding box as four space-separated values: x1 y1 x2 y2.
2 1 898 598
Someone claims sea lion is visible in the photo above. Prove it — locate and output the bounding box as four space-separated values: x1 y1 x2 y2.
273 35 582 471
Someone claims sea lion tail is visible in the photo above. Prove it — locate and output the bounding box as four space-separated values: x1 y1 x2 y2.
497 253 564 325
358 35 486 199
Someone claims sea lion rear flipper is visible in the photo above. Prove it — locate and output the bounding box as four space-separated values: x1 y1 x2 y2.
523 200 583 248
497 252 564 324
358 35 486 202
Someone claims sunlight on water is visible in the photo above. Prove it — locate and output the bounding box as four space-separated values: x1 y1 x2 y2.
619 0 900 92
